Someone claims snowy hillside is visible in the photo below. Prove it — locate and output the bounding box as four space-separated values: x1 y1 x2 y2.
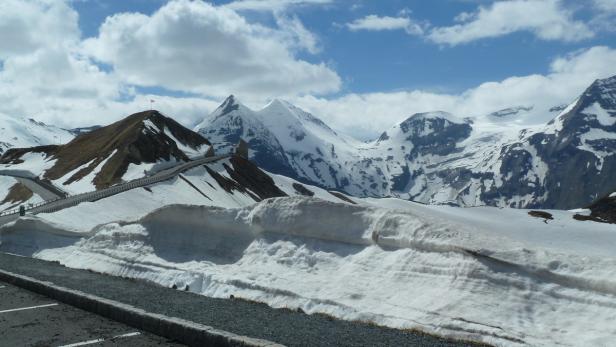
196 95 362 188
0 110 212 196
196 75 616 209
0 114 75 211
2 189 615 346
0 176 45 212
0 113 74 154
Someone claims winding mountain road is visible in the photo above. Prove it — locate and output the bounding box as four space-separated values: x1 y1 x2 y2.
0 170 67 200
0 154 230 225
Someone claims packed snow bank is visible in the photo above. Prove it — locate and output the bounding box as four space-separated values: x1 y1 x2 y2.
0 217 85 256
2 197 616 346
364 198 616 258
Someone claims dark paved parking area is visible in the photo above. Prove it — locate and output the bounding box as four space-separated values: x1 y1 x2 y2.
0 280 184 347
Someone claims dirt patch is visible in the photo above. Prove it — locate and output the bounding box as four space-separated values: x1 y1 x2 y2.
528 210 553 223
224 156 287 200
329 190 356 204
203 156 287 202
0 145 58 164
2 183 33 204
292 183 314 197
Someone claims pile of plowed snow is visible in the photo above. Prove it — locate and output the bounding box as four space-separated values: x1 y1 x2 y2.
2 196 616 346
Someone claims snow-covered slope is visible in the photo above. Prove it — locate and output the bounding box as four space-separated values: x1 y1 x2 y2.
196 75 616 209
0 113 74 154
2 192 615 346
196 96 362 189
0 176 45 212
0 110 212 195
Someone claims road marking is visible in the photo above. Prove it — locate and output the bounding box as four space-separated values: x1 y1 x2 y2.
0 286 5 289
59 332 141 347
0 303 58 314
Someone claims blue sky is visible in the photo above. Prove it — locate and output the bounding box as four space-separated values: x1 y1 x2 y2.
71 0 615 95
1 0 615 138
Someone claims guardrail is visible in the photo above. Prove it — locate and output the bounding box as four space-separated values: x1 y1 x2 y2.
0 154 230 217
0 198 61 217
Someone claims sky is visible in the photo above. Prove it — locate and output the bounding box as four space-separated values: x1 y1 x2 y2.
0 0 615 139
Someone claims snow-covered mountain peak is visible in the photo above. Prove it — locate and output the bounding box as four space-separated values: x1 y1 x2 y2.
0 112 75 154
383 111 471 142
261 98 290 111
544 75 616 136
579 76 616 126
405 110 457 121
257 98 342 142
590 75 616 98
199 95 252 126
257 98 299 124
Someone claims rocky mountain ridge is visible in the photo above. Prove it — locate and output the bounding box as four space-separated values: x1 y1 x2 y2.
0 110 211 194
195 75 616 209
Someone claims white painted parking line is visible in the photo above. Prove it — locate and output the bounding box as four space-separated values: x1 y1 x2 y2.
0 285 5 289
0 303 58 314
58 332 141 347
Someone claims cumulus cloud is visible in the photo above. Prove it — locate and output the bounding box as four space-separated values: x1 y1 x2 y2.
346 14 424 35
0 0 340 128
274 13 321 54
0 0 613 141
428 0 594 45
225 0 333 12
593 0 616 12
0 0 78 59
0 0 128 127
82 0 340 99
590 0 616 32
292 46 616 139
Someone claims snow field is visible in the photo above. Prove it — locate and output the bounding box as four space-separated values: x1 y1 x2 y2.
2 194 616 346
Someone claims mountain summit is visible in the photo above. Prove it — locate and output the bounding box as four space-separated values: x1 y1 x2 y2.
195 96 358 186
1 110 211 193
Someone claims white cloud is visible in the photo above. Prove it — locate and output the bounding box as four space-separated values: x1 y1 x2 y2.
292 46 616 140
0 0 340 129
346 14 424 35
225 0 333 12
591 0 616 32
0 0 247 128
0 0 128 127
274 13 321 54
593 0 616 12
428 0 594 45
0 0 613 142
0 0 79 59
82 0 340 99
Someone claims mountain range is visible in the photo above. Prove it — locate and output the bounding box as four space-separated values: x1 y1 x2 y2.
1 75 615 210
195 75 616 209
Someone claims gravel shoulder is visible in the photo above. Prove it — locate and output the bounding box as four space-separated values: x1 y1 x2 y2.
0 252 486 347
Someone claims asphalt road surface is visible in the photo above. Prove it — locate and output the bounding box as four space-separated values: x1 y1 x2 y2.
0 280 184 346
0 252 486 347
